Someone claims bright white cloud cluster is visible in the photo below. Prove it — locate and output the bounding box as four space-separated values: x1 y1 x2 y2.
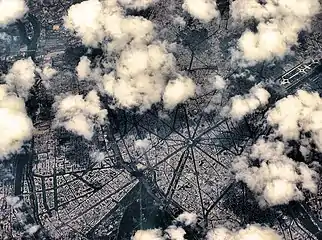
182 0 220 23
70 0 196 111
226 85 270 120
64 0 105 48
133 214 281 240
267 90 322 151
231 0 321 65
102 42 192 111
118 0 158 9
86 43 194 110
206 224 281 240
0 58 36 159
64 0 154 49
0 85 33 160
4 57 36 99
0 0 28 27
232 139 318 207
52 90 107 140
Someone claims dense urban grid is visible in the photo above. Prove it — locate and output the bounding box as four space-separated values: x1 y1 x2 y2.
0 0 322 239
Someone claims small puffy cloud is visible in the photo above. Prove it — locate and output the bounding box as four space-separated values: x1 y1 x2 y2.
207 224 281 240
267 90 322 151
175 212 198 226
36 65 58 82
53 90 107 140
236 23 288 64
173 16 186 27
226 85 270 120
0 85 33 159
232 139 319 207
133 226 186 240
0 0 28 27
163 75 196 110
90 150 106 163
6 195 23 208
40 65 57 81
118 0 158 9
64 0 105 48
230 0 321 65
4 57 36 99
76 56 102 85
209 75 226 90
165 226 186 240
76 56 92 80
134 138 150 151
25 224 40 235
132 229 164 240
182 0 220 23
132 212 197 240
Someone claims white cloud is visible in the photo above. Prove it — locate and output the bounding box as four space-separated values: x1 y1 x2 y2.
36 64 58 82
6 195 23 208
53 90 107 140
182 0 220 23
25 224 40 235
77 56 92 80
232 139 318 207
209 75 227 90
133 226 186 240
64 0 105 48
64 0 154 50
132 229 164 240
206 226 233 240
163 75 196 110
175 212 198 226
230 0 321 65
4 57 36 99
102 42 194 111
0 85 33 159
0 0 28 27
267 90 322 152
102 44 169 110
165 226 186 240
68 0 196 112
118 0 158 9
90 150 106 163
132 212 197 240
173 16 186 27
134 138 150 151
207 224 281 240
226 85 270 120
